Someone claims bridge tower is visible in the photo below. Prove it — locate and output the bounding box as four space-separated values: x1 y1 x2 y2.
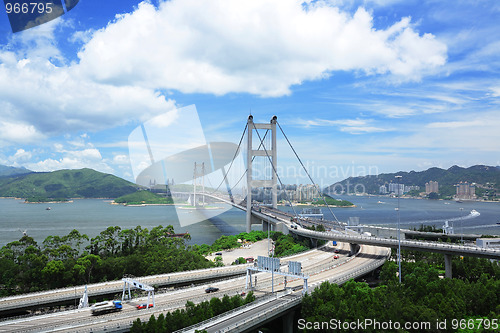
246 115 278 233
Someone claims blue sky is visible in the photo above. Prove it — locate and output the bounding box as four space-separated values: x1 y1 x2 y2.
0 0 499 186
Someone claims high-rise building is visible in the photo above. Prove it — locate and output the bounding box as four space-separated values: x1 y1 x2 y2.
425 181 439 194
388 183 404 195
455 182 475 200
379 184 388 194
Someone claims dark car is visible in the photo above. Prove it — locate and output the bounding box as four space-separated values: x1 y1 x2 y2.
136 303 154 309
215 252 223 256
334 249 340 253
205 287 219 293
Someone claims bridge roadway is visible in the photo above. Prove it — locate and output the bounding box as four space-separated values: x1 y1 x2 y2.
252 206 500 260
0 265 250 315
178 243 390 333
194 193 500 259
0 242 390 332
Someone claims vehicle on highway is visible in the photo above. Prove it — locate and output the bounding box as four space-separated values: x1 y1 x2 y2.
333 255 339 259
90 300 122 315
136 303 154 310
215 252 222 256
334 249 340 253
205 287 219 293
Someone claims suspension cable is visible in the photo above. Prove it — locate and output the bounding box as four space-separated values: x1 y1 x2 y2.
276 121 341 226
251 122 300 221
228 129 270 192
209 123 247 195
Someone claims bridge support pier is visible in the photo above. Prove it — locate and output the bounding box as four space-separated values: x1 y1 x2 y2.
263 220 271 232
282 309 295 333
444 254 453 279
349 243 359 256
310 238 318 248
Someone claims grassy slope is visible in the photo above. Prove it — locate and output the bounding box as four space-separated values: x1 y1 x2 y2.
0 168 138 199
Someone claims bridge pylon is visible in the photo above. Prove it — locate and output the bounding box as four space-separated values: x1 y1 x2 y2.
246 115 278 233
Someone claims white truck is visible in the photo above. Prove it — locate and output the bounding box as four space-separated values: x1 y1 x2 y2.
90 300 123 315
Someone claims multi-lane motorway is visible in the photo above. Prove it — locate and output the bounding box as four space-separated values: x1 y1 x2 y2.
0 242 390 333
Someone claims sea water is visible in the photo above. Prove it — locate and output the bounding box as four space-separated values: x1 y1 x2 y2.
0 196 499 247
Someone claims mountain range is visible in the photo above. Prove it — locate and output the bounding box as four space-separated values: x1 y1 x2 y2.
326 165 500 196
0 167 138 199
0 165 32 177
1 164 499 200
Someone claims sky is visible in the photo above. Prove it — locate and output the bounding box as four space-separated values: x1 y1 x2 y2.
0 0 499 187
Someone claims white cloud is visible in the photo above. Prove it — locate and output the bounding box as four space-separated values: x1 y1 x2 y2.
26 147 114 174
77 0 447 97
113 154 130 165
9 149 33 164
0 120 46 144
298 117 391 134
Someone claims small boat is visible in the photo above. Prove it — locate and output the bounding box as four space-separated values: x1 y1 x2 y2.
46 207 51 210
496 221 500 225
377 201 385 204
470 209 480 217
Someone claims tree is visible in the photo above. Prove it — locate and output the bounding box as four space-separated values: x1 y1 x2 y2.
73 254 101 284
428 192 439 200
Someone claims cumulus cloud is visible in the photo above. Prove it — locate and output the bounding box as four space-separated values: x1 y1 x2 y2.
77 0 447 97
26 146 115 174
0 120 46 144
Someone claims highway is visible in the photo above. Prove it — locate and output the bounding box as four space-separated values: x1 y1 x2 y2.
0 263 249 315
180 243 390 333
0 242 389 333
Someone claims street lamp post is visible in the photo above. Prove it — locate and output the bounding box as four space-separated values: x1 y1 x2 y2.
460 207 464 244
395 175 402 284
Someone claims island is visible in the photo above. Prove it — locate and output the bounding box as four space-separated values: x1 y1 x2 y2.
113 190 174 206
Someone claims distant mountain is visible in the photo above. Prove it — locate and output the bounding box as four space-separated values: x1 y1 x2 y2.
0 168 139 199
327 165 500 195
0 165 32 177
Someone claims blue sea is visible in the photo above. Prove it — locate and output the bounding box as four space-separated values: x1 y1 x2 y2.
0 196 499 247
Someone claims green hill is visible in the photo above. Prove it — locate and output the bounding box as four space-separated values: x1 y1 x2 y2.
327 165 500 196
0 165 31 177
0 168 138 200
114 190 174 205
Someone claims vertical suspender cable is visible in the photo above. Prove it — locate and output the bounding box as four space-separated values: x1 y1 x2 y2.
276 121 342 227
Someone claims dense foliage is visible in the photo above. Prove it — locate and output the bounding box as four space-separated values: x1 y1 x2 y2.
300 252 500 333
0 168 138 199
0 225 211 296
0 227 316 296
114 191 174 205
130 292 255 333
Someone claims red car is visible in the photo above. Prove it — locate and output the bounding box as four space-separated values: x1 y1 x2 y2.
333 255 339 259
136 303 154 309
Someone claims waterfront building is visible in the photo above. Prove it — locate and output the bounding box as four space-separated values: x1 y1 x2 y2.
379 184 387 194
405 185 420 192
455 182 476 200
388 183 404 195
425 181 439 194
